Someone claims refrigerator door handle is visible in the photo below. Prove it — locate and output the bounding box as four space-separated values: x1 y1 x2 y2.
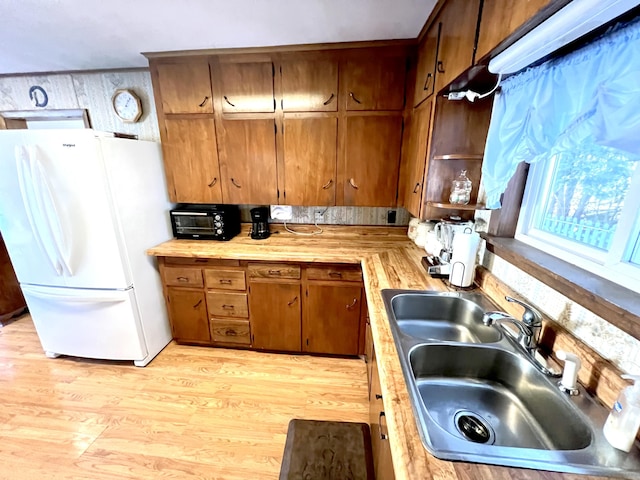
20 285 127 304
15 146 63 275
31 152 74 276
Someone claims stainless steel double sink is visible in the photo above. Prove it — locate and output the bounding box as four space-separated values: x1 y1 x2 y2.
382 289 640 478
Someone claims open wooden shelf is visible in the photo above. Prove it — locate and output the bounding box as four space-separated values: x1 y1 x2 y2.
432 154 483 161
427 202 487 210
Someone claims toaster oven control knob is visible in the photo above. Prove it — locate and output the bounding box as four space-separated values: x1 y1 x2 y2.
214 214 221 221
217 229 223 234
214 221 222 227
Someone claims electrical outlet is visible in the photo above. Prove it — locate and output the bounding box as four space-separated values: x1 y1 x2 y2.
270 205 293 221
315 209 325 222
387 210 397 224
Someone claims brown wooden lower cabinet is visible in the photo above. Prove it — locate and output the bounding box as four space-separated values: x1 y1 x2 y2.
166 288 210 344
304 284 362 355
369 345 396 480
249 282 302 352
159 258 366 356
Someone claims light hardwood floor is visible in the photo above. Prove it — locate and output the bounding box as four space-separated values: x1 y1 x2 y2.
0 315 369 479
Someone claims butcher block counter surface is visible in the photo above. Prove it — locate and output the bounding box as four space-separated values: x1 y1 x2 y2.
148 225 610 480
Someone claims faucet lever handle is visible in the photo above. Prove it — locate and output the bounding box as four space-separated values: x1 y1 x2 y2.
505 296 542 326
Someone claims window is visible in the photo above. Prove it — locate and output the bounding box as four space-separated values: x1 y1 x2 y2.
517 145 640 291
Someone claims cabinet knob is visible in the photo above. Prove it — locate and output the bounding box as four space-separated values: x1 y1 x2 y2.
222 304 235 310
219 279 232 284
231 178 242 188
437 61 445 73
225 329 237 336
208 177 218 187
423 73 433 91
288 296 298 306
379 411 389 440
223 96 236 107
199 96 209 107
349 91 362 104
346 298 358 309
322 179 333 190
193 299 203 309
413 182 421 194
348 178 359 190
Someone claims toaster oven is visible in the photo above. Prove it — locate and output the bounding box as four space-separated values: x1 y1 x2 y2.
170 204 241 241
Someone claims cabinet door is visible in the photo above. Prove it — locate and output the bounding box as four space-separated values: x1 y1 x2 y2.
218 62 275 113
343 58 407 111
369 349 396 480
413 22 441 107
167 288 210 343
249 282 301 352
400 99 433 217
283 117 337 206
217 119 278 204
344 116 403 206
281 60 338 112
476 0 555 61
304 285 361 355
155 63 213 114
435 0 482 93
163 117 223 203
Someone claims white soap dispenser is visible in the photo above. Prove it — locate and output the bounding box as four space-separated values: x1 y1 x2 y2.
603 374 640 452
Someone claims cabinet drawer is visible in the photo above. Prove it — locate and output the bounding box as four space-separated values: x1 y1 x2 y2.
307 265 363 282
166 257 240 267
210 319 251 345
248 263 301 280
206 292 249 318
204 269 246 290
164 266 203 287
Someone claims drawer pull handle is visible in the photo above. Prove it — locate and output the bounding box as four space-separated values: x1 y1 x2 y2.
287 296 298 306
322 179 333 190
349 91 362 104
223 96 236 107
208 177 218 187
268 270 281 275
329 271 342 278
379 411 388 440
323 93 335 105
193 299 203 309
219 279 232 284
413 182 420 194
222 304 235 310
177 276 190 282
375 394 383 400
231 178 242 188
346 298 357 309
348 178 359 190
225 329 237 336
195 259 208 263
199 96 209 107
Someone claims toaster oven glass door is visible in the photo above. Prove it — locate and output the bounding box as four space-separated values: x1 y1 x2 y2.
173 214 214 235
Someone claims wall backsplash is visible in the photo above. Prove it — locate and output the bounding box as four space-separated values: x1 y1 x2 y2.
482 250 640 374
239 205 410 226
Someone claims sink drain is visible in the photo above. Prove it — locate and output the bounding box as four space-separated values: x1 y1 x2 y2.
454 411 495 444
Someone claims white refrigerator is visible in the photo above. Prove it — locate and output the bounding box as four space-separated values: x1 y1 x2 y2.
0 129 173 367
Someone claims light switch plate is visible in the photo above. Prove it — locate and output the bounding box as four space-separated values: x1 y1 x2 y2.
270 205 293 220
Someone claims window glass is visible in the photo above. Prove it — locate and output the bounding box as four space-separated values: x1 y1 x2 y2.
537 147 637 252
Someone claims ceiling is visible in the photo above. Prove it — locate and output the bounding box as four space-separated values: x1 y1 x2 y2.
0 0 435 75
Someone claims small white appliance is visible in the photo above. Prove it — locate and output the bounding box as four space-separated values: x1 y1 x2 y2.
0 129 173 367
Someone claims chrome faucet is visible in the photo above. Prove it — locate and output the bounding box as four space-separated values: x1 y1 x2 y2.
482 296 559 376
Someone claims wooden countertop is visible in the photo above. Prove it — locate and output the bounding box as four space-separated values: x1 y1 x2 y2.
148 225 611 480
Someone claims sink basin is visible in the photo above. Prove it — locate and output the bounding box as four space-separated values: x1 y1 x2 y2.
381 289 640 478
410 344 591 450
390 292 501 343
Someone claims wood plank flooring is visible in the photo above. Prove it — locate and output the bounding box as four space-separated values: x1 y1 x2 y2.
0 315 368 479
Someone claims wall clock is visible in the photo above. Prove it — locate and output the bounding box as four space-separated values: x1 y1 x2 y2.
112 89 142 123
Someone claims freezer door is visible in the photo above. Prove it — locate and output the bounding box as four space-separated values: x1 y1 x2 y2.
21 284 148 361
0 130 130 289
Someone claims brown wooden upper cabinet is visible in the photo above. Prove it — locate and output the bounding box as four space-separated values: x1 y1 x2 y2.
434 0 482 93
155 62 213 114
413 22 441 107
280 60 339 112
283 117 337 206
217 119 278 204
343 57 407 111
217 61 275 113
163 117 223 204
476 0 556 61
344 115 403 207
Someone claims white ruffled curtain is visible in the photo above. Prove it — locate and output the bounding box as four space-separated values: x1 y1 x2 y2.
482 16 640 209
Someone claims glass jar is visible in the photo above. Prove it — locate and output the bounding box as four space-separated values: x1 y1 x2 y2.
449 170 472 205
